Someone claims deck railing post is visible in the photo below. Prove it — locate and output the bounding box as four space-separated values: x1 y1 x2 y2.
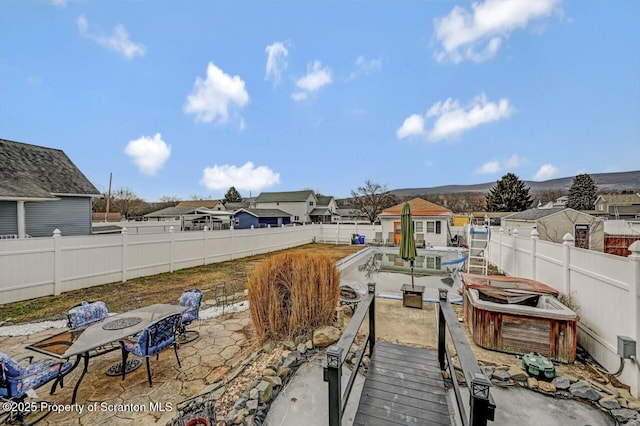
368 282 376 353
469 373 492 426
326 345 343 426
437 288 447 369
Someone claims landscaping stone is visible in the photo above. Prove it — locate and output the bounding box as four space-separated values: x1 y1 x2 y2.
246 399 259 414
527 377 538 389
492 370 511 382
569 381 601 401
284 339 296 351
282 355 297 370
262 339 275 353
599 395 621 410
255 380 273 403
297 343 307 355
305 339 314 350
263 368 277 376
312 325 341 347
630 400 640 411
508 366 528 382
263 374 282 388
610 408 640 423
481 366 494 379
538 381 556 393
278 367 291 380
551 376 571 390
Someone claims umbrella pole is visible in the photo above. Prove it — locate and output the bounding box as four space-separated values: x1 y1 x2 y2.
410 259 415 288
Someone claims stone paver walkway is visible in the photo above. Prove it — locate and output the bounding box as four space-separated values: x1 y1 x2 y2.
0 312 254 425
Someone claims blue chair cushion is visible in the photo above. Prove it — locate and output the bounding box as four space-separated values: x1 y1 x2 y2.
0 353 24 377
0 354 72 398
179 290 202 324
70 301 108 329
123 316 177 358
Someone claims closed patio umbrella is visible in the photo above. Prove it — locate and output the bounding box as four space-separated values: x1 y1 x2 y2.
399 202 418 288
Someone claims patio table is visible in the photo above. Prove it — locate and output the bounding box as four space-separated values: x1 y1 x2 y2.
26 303 186 404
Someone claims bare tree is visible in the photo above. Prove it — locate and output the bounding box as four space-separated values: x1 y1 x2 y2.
111 188 144 219
349 180 398 223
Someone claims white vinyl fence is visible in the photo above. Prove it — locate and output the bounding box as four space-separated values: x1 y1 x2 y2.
488 227 640 398
0 223 380 305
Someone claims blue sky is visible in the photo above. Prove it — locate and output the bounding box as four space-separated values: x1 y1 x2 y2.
1 0 639 201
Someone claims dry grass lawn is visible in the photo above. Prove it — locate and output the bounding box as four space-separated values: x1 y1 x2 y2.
0 243 362 325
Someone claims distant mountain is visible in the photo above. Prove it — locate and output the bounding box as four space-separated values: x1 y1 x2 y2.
391 170 640 197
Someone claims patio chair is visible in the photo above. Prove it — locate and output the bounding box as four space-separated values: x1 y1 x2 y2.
416 233 426 249
176 289 203 344
66 301 108 330
372 232 383 246
385 232 395 247
119 313 182 387
0 352 73 425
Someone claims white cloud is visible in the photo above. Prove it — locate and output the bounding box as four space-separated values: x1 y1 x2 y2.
124 133 171 175
504 154 523 168
265 42 289 86
426 93 513 141
396 114 425 139
533 163 559 180
200 162 280 192
51 0 68 7
349 55 382 80
292 61 332 101
476 161 501 174
184 62 250 124
433 0 562 63
76 15 145 60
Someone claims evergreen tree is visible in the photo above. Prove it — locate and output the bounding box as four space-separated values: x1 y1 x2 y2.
223 186 242 203
567 173 598 210
485 173 532 212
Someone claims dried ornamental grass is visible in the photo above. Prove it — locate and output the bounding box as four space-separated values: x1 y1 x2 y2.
248 252 340 343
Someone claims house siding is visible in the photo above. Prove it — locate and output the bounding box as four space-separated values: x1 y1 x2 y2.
0 201 18 236
25 196 92 237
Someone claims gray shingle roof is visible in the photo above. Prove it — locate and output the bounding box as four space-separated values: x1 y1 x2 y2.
255 190 314 203
310 207 331 216
144 206 198 217
237 208 291 218
316 195 333 206
0 139 100 199
503 207 565 221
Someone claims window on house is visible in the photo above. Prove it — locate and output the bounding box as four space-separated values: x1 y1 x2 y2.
426 220 442 234
425 256 442 270
414 221 423 232
309 201 314 206
294 216 299 221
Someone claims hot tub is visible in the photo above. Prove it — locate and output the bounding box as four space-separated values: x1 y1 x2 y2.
463 274 578 363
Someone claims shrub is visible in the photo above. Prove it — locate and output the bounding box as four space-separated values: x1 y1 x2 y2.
248 252 340 343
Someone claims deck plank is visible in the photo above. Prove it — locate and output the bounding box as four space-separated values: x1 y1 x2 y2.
354 341 452 425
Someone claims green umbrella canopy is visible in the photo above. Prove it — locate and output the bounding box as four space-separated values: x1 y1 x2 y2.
399 202 417 261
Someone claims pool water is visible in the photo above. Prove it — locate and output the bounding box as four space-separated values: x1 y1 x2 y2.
339 247 467 301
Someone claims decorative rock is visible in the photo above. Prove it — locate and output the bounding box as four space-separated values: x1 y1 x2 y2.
629 400 640 411
362 355 370 368
569 381 601 401
492 370 511 382
305 340 314 350
313 326 341 347
284 340 296 351
262 339 275 353
599 395 621 410
538 381 556 393
610 408 639 423
508 366 528 382
233 397 248 410
297 343 307 355
246 399 259 414
211 386 227 400
249 388 259 400
618 398 628 408
294 335 307 346
564 374 579 383
481 366 494 379
278 367 291 380
281 350 291 359
263 374 282 387
625 419 640 426
527 377 538 389
282 355 297 370
256 380 273 403
551 376 571 390
263 368 277 377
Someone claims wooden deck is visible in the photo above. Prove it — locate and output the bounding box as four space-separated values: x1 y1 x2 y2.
353 341 453 425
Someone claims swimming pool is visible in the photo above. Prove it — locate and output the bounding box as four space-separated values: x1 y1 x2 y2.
338 246 467 301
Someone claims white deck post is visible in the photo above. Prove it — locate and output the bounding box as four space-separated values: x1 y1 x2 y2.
530 229 539 280
562 233 574 296
512 229 518 276
628 241 640 398
498 228 504 274
17 201 26 239
203 226 209 265
169 226 175 272
53 229 62 295
121 227 128 282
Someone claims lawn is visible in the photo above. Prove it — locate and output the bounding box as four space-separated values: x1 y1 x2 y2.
0 243 362 325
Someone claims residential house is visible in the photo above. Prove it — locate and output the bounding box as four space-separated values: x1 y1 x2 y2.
594 193 640 220
378 198 453 247
233 208 291 229
144 200 231 230
310 195 340 223
0 138 100 238
503 207 604 250
334 207 370 223
254 190 318 224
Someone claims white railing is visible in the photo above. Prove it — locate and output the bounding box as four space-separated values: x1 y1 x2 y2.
488 228 640 398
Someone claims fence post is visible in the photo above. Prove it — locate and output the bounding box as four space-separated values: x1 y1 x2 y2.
230 224 234 261
437 288 447 370
628 241 640 398
512 229 519 276
169 226 175 272
531 229 539 280
368 282 376 353
469 373 492 426
498 228 504 274
203 226 209 265
121 227 128 282
53 229 62 295
562 233 574 296
326 345 343 426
